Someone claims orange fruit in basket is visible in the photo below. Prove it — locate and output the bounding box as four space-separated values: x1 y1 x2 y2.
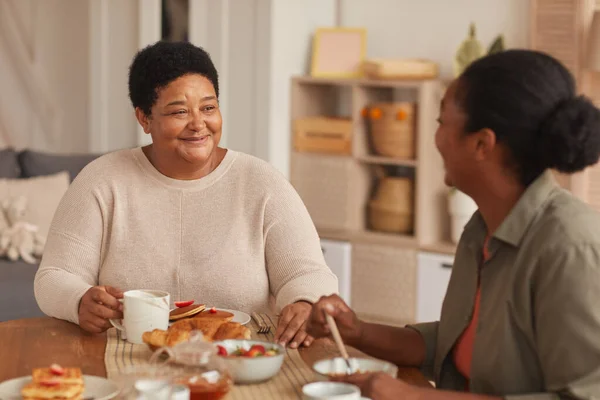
396 109 408 120
369 108 382 120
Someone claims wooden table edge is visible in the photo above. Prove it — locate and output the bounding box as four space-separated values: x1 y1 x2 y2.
0 317 432 388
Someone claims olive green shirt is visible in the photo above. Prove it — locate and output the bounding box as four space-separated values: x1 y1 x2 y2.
411 171 600 399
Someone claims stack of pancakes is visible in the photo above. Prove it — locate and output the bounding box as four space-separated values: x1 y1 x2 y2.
21 366 84 400
143 304 251 349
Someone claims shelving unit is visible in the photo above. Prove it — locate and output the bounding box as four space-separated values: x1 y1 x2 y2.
289 76 456 325
290 76 455 252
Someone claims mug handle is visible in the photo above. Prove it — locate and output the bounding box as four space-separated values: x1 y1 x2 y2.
109 299 125 332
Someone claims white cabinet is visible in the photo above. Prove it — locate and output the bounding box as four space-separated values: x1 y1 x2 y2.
320 239 352 305
416 252 453 323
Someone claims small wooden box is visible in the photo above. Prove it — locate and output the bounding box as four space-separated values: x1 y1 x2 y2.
293 117 352 155
362 58 439 80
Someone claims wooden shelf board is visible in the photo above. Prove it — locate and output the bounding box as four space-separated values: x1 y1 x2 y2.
357 155 418 167
357 79 425 89
292 76 434 89
353 230 417 247
317 228 417 248
419 241 457 255
292 76 355 86
317 228 354 242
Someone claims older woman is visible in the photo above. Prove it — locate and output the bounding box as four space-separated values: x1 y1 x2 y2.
307 49 600 399
34 41 338 348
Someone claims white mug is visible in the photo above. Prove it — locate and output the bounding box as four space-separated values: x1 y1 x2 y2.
302 382 361 400
109 289 170 344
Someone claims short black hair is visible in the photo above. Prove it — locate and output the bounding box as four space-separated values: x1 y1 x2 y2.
456 49 600 186
128 41 219 116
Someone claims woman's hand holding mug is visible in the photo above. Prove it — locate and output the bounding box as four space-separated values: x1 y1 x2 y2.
78 285 124 334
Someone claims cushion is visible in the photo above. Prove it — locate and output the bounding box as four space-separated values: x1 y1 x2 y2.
0 172 70 239
18 150 100 182
0 148 20 178
0 259 45 321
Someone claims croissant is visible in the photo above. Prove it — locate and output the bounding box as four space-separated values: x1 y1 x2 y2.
142 319 251 348
213 322 252 341
170 318 223 341
166 329 191 347
142 329 168 348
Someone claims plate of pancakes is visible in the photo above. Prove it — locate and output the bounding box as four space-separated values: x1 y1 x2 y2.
0 364 119 400
169 303 251 326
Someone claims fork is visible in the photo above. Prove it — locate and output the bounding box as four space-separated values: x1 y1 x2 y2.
252 312 271 334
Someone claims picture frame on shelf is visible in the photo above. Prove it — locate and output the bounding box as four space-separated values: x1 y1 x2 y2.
310 27 367 79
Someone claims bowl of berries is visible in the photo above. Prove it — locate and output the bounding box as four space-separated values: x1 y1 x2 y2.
213 340 284 384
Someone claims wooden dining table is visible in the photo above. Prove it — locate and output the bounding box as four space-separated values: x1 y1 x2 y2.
0 317 432 389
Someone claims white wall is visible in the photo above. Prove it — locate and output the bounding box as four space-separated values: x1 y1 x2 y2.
0 0 138 154
105 0 139 152
262 0 337 175
1 0 531 168
249 0 530 177
0 0 89 152
340 0 530 78
37 0 90 151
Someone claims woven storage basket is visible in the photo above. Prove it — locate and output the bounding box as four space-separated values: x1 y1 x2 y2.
368 176 413 234
365 102 416 159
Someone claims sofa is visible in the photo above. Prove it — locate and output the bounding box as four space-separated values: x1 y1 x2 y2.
0 148 100 322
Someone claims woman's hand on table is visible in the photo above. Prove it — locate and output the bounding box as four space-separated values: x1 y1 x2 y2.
78 285 124 333
331 372 415 400
306 294 363 346
275 301 314 349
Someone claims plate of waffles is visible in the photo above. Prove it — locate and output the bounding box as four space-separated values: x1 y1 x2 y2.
168 303 251 326
0 364 119 400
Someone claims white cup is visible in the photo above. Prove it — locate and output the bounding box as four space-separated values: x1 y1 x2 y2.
302 382 361 400
109 289 170 344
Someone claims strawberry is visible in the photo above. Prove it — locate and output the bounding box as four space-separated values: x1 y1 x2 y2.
209 307 217 314
40 379 60 387
49 364 65 376
216 345 228 356
249 344 266 354
174 300 194 308
245 348 263 358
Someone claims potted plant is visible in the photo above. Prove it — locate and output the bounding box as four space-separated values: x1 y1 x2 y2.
454 23 505 77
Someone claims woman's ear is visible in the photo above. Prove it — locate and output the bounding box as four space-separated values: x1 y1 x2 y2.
135 108 152 134
473 128 497 161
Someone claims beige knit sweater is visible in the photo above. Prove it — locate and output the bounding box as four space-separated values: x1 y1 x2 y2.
34 147 338 324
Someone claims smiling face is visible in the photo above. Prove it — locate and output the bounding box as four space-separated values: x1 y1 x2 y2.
135 73 222 176
435 80 500 195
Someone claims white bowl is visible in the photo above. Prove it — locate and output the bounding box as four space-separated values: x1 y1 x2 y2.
212 339 284 384
302 382 361 399
312 357 398 381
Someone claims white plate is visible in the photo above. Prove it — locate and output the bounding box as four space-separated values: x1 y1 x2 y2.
0 375 119 400
169 308 251 325
219 308 251 325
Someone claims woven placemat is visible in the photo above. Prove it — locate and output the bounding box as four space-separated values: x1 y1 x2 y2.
104 314 315 399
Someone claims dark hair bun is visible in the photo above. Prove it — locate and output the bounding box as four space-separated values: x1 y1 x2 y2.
539 95 600 173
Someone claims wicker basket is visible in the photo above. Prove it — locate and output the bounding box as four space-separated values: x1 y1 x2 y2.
368 176 413 234
364 103 416 159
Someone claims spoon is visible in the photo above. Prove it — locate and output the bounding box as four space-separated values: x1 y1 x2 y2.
324 312 354 375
